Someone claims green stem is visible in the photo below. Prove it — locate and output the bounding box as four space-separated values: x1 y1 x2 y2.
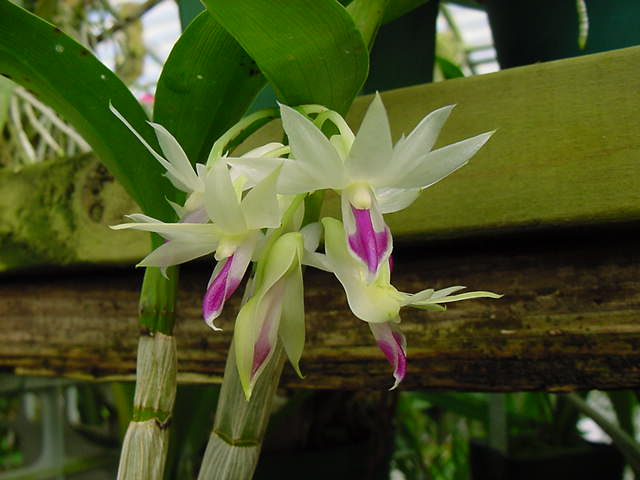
208 107 280 164
139 265 179 334
117 263 180 480
197 341 286 479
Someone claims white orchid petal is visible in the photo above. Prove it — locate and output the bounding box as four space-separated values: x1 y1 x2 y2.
279 103 346 189
432 285 467 299
346 93 393 183
389 105 456 184
376 187 421 214
111 221 219 239
400 288 434 306
147 122 199 191
301 250 332 272
204 162 247 234
241 166 282 230
428 291 503 303
300 222 322 253
226 156 284 188
276 160 336 194
124 213 162 224
137 239 216 268
166 200 186 219
109 103 173 173
242 142 285 158
395 131 494 190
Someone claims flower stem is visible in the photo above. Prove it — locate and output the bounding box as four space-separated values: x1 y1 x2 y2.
208 107 280 164
197 340 286 479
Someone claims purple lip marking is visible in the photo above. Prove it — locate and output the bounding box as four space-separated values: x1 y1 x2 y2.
251 281 285 376
202 254 236 321
348 207 389 275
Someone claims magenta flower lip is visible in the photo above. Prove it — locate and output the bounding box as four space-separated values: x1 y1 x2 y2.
347 206 390 277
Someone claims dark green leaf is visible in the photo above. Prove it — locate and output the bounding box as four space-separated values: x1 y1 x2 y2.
0 1 176 220
154 11 267 165
202 0 369 114
435 55 466 79
175 0 205 31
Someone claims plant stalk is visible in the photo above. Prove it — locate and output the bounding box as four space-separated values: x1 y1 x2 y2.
197 341 286 479
116 265 179 480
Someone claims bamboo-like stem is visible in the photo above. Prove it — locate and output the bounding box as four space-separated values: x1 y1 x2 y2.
116 266 179 480
198 341 286 479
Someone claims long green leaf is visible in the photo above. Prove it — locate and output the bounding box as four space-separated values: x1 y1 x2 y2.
154 11 266 164
202 0 369 114
0 1 176 220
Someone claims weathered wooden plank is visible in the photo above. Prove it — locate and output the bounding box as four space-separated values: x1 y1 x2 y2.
1 46 639 271
2 228 638 391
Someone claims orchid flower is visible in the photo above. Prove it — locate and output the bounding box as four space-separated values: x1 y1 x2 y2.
110 103 286 222
304 217 501 388
111 161 282 331
229 94 494 282
234 231 305 399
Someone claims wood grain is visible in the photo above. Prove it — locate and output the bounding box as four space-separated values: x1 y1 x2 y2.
2 227 638 391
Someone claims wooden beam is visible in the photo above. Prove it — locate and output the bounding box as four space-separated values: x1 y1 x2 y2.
2 228 638 391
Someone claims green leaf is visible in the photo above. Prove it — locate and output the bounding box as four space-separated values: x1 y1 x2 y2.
175 0 205 31
202 0 369 114
154 11 267 165
0 1 176 220
435 55 466 80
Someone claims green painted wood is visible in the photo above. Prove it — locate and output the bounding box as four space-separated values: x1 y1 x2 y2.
1 46 639 271
328 45 640 240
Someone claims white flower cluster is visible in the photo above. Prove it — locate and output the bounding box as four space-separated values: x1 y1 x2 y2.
111 94 500 398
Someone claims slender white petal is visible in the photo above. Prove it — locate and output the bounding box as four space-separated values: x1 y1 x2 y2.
110 103 189 192
166 199 186 219
204 162 247 235
376 187 421 214
431 285 467 299
137 239 216 268
242 142 285 158
427 291 503 303
400 288 435 306
395 131 494 190
388 105 455 185
276 159 343 194
124 213 162 224
302 251 332 272
241 166 282 230
279 103 346 190
110 221 220 240
147 121 200 192
346 93 393 183
226 157 284 188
